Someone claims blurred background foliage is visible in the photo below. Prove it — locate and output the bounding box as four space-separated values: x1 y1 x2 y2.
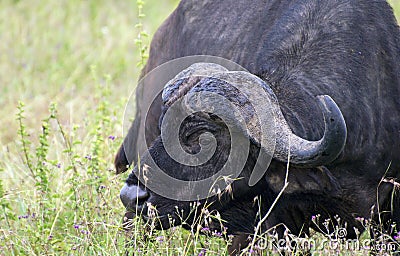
0 0 180 145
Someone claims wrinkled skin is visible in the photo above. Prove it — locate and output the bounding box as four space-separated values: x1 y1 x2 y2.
116 0 400 253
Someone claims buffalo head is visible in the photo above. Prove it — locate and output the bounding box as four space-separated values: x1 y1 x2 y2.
117 63 347 236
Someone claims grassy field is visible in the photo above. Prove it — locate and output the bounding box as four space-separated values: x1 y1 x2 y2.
0 0 399 255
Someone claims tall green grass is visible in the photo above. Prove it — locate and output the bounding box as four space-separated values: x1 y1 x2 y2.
0 0 399 255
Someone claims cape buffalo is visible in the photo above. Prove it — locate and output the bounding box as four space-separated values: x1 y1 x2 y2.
116 0 400 254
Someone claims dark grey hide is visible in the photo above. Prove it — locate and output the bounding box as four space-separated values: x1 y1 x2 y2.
116 0 400 254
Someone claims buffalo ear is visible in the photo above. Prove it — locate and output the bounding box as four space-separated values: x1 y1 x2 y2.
115 144 129 174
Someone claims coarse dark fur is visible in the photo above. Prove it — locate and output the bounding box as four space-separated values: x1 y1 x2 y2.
116 0 400 253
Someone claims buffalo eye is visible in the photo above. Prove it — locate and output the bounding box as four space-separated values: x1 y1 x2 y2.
179 118 218 154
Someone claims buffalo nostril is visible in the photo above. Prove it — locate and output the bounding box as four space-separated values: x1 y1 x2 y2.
120 184 149 208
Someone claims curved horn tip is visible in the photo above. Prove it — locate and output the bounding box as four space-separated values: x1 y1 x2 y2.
271 94 347 167
318 94 347 159
316 95 347 128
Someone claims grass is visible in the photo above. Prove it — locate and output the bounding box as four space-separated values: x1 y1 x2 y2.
391 0 400 19
0 0 399 255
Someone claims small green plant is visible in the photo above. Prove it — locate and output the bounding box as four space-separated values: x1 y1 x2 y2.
135 0 150 68
16 101 35 178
